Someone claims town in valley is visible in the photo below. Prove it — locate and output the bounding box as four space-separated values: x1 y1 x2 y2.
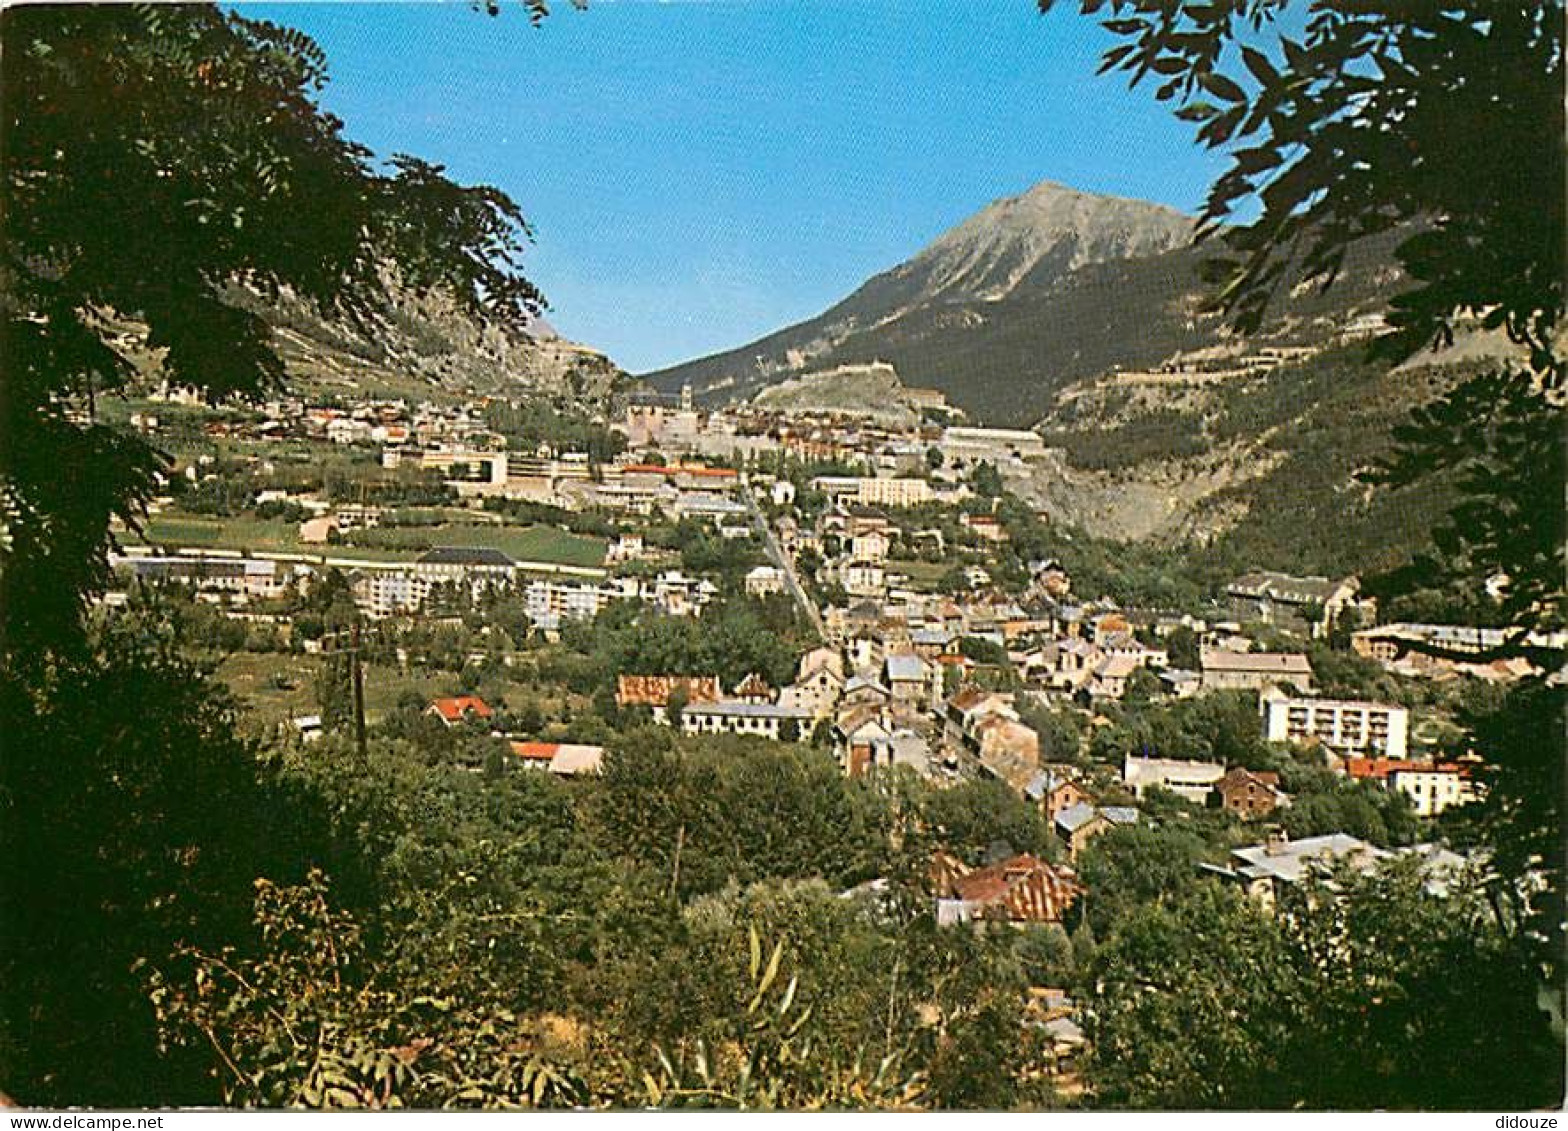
95 345 1559 1103
7 0 1560 1113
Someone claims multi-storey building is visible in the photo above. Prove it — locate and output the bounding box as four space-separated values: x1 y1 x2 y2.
352 567 430 616
855 477 933 508
808 476 934 508
522 578 615 628
1260 688 1409 758
1347 758 1478 816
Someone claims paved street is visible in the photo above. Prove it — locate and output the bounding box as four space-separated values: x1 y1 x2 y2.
742 476 825 641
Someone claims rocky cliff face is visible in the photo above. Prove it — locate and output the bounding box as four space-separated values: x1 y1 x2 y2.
224 276 635 409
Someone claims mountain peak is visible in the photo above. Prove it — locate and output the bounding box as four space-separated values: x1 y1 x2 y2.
645 178 1204 405
908 179 1194 303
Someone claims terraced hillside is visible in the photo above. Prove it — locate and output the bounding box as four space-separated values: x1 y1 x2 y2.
1017 337 1513 578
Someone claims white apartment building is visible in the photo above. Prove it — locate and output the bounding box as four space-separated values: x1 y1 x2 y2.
855 477 933 508
1388 764 1476 817
1260 688 1409 758
353 567 430 616
808 476 933 508
523 579 614 627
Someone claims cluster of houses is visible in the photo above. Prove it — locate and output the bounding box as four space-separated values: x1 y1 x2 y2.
597 600 1477 827
147 392 498 452
618 381 1044 474
387 444 759 523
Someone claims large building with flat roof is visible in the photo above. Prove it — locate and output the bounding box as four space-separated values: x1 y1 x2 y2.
1260 687 1409 758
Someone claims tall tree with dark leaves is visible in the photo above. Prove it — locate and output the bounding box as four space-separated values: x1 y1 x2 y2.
1037 0 1563 648
0 3 548 1104
1045 0 1566 1092
0 4 543 666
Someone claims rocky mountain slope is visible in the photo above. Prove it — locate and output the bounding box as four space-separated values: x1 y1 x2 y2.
749 362 924 428
647 180 1413 430
104 275 634 411
865 178 1193 307
645 180 1196 411
238 279 634 409
648 178 1523 577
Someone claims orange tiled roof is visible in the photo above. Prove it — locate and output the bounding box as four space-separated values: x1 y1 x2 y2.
1345 757 1405 781
429 695 493 723
510 741 560 762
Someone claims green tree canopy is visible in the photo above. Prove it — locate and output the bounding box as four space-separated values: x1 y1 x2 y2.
1086 863 1563 1108
1 4 543 662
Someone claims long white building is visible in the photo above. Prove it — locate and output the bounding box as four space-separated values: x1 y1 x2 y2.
1260 688 1409 759
681 699 814 741
809 476 933 508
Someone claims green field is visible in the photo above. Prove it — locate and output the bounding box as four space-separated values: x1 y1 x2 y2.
887 558 950 589
131 512 606 567
217 653 435 731
350 523 606 567
134 514 302 549
216 652 586 735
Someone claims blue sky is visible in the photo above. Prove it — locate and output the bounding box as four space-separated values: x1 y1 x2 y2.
246 1 1226 373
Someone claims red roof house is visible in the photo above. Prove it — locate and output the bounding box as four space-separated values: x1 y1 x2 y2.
428 696 494 726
